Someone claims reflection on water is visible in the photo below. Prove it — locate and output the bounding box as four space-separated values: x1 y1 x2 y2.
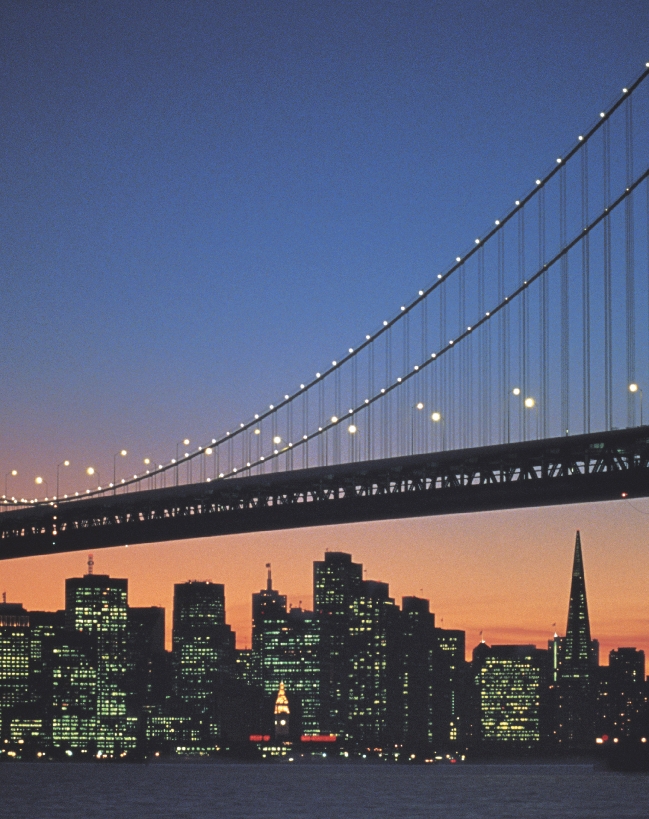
1 761 647 819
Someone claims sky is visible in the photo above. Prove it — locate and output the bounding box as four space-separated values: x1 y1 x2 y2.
1 1 649 658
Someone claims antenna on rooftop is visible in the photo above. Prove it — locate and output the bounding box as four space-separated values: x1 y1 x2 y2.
87 553 94 575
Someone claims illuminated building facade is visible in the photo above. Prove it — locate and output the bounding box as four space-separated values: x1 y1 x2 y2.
0 602 30 738
172 581 236 744
472 642 549 751
347 579 401 747
65 571 134 753
274 681 290 737
314 552 362 739
252 567 324 735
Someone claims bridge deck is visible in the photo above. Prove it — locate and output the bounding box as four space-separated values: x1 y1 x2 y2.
2 426 649 560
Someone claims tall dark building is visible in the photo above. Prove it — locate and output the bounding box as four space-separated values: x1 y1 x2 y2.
556 531 597 750
347 579 401 747
314 552 362 739
252 568 324 736
433 626 467 751
172 581 236 714
400 596 435 752
596 648 648 740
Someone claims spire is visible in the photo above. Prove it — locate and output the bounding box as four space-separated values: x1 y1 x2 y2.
563 531 592 667
266 562 272 591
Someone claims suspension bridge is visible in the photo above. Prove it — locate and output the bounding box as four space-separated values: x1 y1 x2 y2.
3 63 649 560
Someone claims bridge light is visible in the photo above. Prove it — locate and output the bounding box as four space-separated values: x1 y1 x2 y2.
512 387 521 396
366 334 371 340
431 353 436 359
383 321 388 326
495 220 500 225
332 361 337 366
600 112 605 118
524 397 536 408
331 416 338 423
556 157 562 163
316 373 320 378
348 425 357 434
35 476 44 484
205 448 213 455
121 449 128 456
349 348 353 353
86 467 95 476
401 306 406 311
300 384 305 389
419 290 424 296
578 135 584 140
273 436 282 444
475 239 480 245
629 383 639 393
144 458 150 465
536 179 541 184
431 412 442 422
254 428 261 435
284 395 289 400
456 257 461 262
416 402 424 410
515 200 520 205
438 274 443 279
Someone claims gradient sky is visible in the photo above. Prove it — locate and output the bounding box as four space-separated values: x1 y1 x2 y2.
1 1 648 659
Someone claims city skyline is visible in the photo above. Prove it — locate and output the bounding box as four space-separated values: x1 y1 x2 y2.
2 522 646 662
2 3 649 670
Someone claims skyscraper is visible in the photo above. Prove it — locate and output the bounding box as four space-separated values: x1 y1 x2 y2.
252 567 324 736
64 567 135 754
556 531 597 750
0 602 30 740
172 581 236 716
471 642 549 752
314 552 362 738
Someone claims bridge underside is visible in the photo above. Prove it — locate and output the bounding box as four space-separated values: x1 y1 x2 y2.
2 427 649 560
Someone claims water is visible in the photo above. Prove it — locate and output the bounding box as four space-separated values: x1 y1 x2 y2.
1 761 647 819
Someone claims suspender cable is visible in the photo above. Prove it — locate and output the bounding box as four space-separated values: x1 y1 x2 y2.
581 142 591 433
560 166 569 436
519 209 527 440
625 96 636 426
539 186 549 438
603 119 613 430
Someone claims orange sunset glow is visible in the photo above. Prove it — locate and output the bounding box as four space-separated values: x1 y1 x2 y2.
2 499 648 661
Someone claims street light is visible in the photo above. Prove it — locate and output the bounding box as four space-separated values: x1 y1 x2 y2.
629 383 643 425
56 460 70 497
86 466 101 488
4 469 17 497
35 476 48 499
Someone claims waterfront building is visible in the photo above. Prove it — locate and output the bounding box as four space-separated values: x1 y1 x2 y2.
433 626 467 750
274 681 290 738
65 567 134 754
314 551 363 738
252 567 324 735
0 602 30 739
400 596 435 751
172 581 236 739
596 647 648 740
472 642 549 751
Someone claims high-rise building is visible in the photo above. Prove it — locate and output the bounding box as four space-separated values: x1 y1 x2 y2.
472 642 549 752
433 626 467 750
347 579 401 747
0 602 30 739
314 552 362 738
172 581 236 718
556 531 598 750
400 596 435 751
65 568 136 754
252 568 324 736
596 648 648 740
126 606 166 712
